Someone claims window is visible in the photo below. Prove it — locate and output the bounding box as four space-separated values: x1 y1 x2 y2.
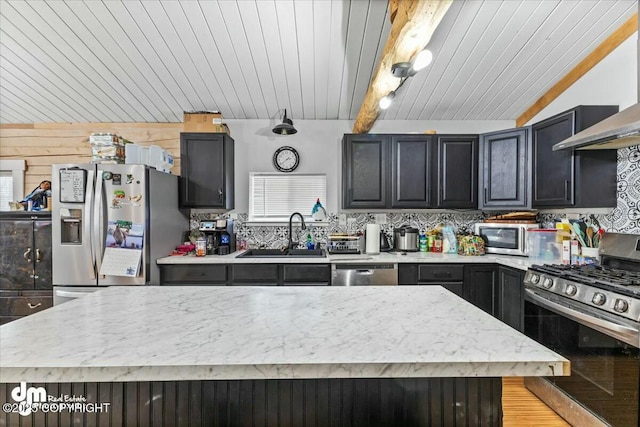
249 173 326 222
0 160 25 211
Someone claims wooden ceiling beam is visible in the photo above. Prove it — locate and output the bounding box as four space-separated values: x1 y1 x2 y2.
516 12 638 127
352 0 452 134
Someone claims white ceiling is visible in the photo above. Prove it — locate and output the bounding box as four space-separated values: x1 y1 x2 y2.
0 0 636 124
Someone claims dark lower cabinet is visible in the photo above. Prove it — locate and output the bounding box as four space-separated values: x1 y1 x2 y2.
160 263 331 286
498 266 525 331
160 264 227 285
532 105 618 208
400 264 517 323
231 264 279 285
1 378 502 427
0 290 53 325
479 128 530 210
398 264 464 298
180 132 234 209
282 264 331 286
464 265 498 317
0 212 52 324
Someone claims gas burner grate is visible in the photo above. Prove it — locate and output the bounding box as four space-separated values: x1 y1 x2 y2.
533 263 640 287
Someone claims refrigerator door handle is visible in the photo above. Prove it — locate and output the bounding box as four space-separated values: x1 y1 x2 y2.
93 169 104 278
85 169 96 280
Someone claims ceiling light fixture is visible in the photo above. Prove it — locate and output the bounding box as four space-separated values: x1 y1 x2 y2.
379 91 396 110
382 47 434 111
272 109 297 135
412 49 433 72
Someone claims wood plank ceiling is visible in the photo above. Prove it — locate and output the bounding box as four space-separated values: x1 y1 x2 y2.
0 0 636 124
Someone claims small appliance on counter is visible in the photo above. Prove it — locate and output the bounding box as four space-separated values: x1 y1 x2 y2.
393 225 419 252
327 234 361 254
199 219 236 255
380 232 392 252
474 222 540 256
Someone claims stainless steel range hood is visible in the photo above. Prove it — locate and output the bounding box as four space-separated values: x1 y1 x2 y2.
553 7 639 152
552 103 640 151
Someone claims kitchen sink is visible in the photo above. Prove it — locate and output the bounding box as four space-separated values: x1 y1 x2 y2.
237 248 326 258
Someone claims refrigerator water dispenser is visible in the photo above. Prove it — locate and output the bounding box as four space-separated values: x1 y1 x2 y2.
60 209 82 244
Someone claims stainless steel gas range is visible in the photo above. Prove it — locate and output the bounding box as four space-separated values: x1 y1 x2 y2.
523 232 640 427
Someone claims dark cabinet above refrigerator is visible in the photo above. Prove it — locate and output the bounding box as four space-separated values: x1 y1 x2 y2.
180 133 235 210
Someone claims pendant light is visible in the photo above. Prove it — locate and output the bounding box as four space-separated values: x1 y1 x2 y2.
272 109 297 135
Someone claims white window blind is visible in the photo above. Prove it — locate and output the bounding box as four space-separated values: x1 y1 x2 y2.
250 173 326 221
0 173 13 211
0 160 25 211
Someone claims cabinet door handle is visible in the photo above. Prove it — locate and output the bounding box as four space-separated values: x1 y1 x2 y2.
484 188 488 203
564 180 570 200
35 248 41 263
27 302 42 309
23 248 32 262
218 188 223 203
433 271 452 278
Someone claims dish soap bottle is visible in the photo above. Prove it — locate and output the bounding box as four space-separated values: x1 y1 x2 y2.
306 225 315 250
311 198 327 221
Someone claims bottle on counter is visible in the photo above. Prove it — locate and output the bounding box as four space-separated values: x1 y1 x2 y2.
306 226 315 250
419 234 428 252
195 237 207 257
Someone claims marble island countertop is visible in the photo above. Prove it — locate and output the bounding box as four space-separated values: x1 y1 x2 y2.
0 286 568 383
157 250 535 271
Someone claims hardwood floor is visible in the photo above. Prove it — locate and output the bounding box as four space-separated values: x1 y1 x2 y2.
503 377 571 427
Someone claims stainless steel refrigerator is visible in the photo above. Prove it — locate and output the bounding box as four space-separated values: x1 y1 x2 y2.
51 164 187 304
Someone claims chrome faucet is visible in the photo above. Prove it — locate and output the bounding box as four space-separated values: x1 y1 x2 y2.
288 212 306 249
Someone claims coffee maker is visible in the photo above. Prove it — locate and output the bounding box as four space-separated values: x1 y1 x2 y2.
199 219 236 255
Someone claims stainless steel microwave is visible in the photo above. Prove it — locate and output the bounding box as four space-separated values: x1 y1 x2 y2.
474 223 540 256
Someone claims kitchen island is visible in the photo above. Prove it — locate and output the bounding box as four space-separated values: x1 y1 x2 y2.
0 286 568 426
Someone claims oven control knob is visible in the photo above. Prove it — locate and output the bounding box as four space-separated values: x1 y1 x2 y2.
614 299 629 313
542 277 553 289
564 284 577 296
530 274 540 284
591 293 606 306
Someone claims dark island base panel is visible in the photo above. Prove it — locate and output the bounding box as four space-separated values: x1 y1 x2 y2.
0 377 502 427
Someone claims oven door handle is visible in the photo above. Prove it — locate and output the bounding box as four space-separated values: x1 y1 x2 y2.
525 288 640 348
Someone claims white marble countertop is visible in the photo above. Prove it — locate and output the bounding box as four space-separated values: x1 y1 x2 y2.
157 251 534 271
0 286 568 383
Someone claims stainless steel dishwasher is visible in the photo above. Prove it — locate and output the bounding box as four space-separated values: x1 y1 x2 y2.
331 264 398 286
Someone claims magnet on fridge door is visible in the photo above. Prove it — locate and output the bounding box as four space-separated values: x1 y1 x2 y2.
112 174 121 185
102 171 112 180
126 174 134 184
111 190 126 208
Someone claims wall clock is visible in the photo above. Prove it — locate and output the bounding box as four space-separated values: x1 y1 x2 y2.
273 146 300 172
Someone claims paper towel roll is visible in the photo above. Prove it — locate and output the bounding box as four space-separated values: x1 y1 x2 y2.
365 224 381 254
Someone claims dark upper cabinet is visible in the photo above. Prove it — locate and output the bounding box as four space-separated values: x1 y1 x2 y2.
532 106 618 208
479 128 530 210
342 134 389 209
391 135 433 208
343 133 477 209
180 133 234 209
0 213 52 290
436 135 478 209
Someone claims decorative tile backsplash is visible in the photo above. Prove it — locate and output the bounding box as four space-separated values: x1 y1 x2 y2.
191 145 639 248
539 145 640 233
